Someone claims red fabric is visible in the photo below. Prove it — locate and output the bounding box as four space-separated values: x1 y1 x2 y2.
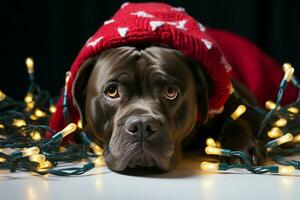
208 29 297 106
48 2 297 139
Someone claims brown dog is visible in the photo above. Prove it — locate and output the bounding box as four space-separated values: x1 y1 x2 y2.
72 45 266 171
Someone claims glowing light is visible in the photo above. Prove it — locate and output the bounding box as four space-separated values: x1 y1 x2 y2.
0 124 4 129
59 146 66 152
293 134 300 142
273 118 287 127
26 101 35 111
283 66 294 82
278 166 295 174
283 63 293 72
206 138 217 147
38 160 52 170
0 90 7 101
49 105 56 113
34 109 46 118
287 107 299 114
30 131 41 141
60 123 77 138
77 120 82 129
90 142 104 155
265 100 279 110
200 162 219 171
29 154 46 163
65 71 71 86
216 141 222 148
0 157 6 163
92 156 105 167
30 114 38 120
267 127 283 138
12 119 26 127
25 57 34 74
268 133 293 147
205 146 222 155
24 92 33 103
231 105 246 120
21 147 40 157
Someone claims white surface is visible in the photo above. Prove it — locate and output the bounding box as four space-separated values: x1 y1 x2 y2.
0 154 300 200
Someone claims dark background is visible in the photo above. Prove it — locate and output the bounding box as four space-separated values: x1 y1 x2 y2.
1 0 300 99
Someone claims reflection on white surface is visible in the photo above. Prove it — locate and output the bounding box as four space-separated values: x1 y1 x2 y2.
200 175 216 200
26 185 37 200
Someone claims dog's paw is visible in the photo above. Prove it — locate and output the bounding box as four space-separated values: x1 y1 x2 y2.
218 120 267 165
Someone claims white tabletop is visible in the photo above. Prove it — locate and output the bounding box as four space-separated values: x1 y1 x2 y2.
0 153 299 200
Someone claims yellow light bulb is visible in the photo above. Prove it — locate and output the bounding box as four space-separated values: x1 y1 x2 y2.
60 123 77 137
283 63 293 72
231 105 246 120
293 134 300 142
38 160 52 170
26 101 35 111
49 105 56 113
77 120 82 129
30 114 38 120
59 146 66 152
216 141 222 148
92 156 105 167
206 138 217 147
276 133 293 146
0 124 4 129
200 161 219 171
12 119 26 127
29 154 46 163
34 109 46 118
273 118 287 127
205 146 222 155
25 57 34 74
278 166 295 174
30 131 41 141
287 107 299 114
267 127 283 138
265 100 279 110
21 147 40 157
24 92 33 103
90 142 104 155
0 157 6 163
0 90 6 101
283 67 294 82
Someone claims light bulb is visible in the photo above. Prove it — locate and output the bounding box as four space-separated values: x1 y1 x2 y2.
273 118 287 127
278 166 295 174
34 109 46 118
92 156 105 167
231 105 246 120
26 101 35 111
49 105 56 113
205 146 222 155
25 57 34 74
293 134 300 142
287 107 299 114
60 123 77 137
90 142 104 155
282 63 293 72
30 131 41 141
276 133 293 145
200 162 219 171
30 114 38 121
21 147 40 157
65 71 71 85
265 100 279 110
206 138 217 147
29 154 46 163
24 92 33 103
0 90 7 101
0 124 4 129
77 120 82 129
12 119 26 127
0 158 6 163
267 127 283 138
283 67 294 82
38 160 52 170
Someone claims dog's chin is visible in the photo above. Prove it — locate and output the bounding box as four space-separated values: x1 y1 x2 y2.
105 141 177 172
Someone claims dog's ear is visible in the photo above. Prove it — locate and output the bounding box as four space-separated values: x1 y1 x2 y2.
72 56 98 127
184 57 210 124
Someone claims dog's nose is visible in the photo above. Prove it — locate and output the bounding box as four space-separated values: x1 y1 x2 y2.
125 116 160 138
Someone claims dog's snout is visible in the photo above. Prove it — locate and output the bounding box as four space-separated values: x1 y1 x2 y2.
125 116 160 138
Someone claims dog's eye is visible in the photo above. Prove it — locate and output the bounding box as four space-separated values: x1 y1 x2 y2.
104 84 120 99
163 86 178 100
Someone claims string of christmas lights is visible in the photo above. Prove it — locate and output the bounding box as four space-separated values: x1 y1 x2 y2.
0 57 300 176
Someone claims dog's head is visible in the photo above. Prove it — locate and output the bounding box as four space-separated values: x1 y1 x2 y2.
73 46 209 171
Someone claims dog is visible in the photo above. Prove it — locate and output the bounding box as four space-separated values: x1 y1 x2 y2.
72 45 266 171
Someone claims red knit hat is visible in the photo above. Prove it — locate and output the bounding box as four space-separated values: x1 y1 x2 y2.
49 2 232 133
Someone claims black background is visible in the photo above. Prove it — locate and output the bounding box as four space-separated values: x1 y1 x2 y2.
1 0 300 99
